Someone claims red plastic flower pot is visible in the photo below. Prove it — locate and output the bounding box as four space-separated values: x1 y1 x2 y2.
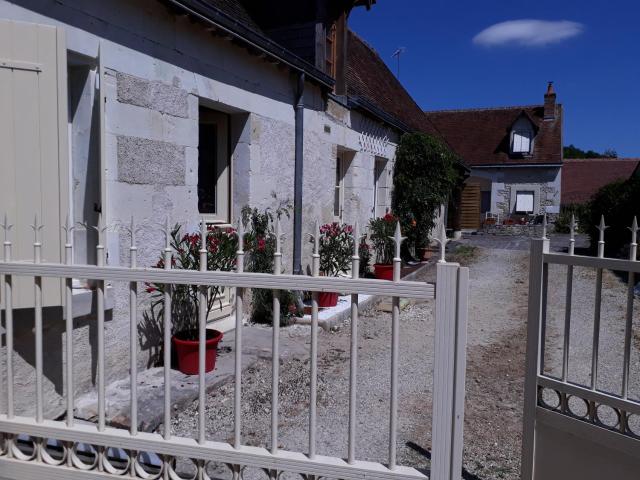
374 263 394 280
318 291 339 308
173 329 223 375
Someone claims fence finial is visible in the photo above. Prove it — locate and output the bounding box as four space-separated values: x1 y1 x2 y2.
629 217 638 261
313 220 320 255
353 221 360 257
569 214 576 240
275 217 282 254
30 214 44 244
236 218 245 254
433 220 449 263
62 215 75 245
541 213 548 239
389 221 406 260
597 215 608 258
1 214 13 242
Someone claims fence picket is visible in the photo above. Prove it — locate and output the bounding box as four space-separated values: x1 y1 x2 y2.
348 222 360 465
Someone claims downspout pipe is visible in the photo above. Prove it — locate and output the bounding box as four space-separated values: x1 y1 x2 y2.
293 73 305 275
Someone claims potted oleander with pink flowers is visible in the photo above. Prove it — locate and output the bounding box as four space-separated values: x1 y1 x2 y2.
317 222 354 307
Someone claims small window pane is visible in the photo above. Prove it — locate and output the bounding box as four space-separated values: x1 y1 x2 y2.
198 122 218 214
513 129 532 153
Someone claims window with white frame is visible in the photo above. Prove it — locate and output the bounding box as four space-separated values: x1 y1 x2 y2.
334 155 345 221
373 157 388 218
198 106 230 223
512 129 533 153
510 116 534 155
515 190 535 214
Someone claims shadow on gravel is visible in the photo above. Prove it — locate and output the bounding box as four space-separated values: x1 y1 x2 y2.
406 442 484 480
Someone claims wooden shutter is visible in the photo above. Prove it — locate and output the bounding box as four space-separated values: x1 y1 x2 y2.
459 184 481 230
0 20 69 308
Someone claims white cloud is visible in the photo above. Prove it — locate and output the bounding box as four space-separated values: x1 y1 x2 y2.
473 19 584 47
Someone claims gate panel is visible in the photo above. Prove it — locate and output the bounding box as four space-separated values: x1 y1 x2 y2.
522 221 640 480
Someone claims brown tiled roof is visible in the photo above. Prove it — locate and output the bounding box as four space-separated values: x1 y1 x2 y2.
201 0 265 33
346 30 437 134
561 158 640 205
424 104 563 166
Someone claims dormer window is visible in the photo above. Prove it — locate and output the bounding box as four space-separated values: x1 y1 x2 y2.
512 129 533 153
510 116 535 155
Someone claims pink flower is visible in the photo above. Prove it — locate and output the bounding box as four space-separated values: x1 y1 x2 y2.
257 238 266 251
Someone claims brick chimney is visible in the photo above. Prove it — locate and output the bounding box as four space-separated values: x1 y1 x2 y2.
544 82 557 120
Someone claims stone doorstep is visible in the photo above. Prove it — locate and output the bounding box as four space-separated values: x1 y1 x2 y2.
74 326 309 433
295 261 432 329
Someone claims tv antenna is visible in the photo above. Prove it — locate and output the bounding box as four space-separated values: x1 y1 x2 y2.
392 47 406 80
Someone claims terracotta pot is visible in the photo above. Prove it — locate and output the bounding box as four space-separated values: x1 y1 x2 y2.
318 291 339 308
374 263 394 280
416 247 435 262
173 329 223 375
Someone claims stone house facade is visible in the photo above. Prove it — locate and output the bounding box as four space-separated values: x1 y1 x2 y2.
425 83 563 230
0 0 432 417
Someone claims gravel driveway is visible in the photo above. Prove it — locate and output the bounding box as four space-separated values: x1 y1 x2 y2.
165 236 640 480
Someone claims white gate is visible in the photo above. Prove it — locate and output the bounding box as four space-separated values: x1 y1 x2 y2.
0 216 469 480
522 217 640 479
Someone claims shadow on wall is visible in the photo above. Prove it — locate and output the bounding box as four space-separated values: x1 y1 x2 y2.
1 299 113 397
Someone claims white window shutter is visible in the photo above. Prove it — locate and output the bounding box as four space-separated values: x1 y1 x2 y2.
0 20 69 308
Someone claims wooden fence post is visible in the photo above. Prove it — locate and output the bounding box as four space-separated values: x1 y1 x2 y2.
432 262 469 480
521 236 549 480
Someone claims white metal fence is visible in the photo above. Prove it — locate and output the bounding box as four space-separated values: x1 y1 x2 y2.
522 216 640 480
0 214 468 480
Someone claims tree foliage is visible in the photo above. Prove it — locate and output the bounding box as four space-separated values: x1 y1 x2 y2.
581 177 640 257
391 133 463 248
563 144 617 159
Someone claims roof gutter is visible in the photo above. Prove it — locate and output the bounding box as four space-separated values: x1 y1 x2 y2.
165 0 335 89
471 163 563 169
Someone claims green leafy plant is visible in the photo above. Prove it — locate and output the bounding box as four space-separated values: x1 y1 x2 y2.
145 224 238 341
392 133 463 249
368 213 397 265
582 177 640 257
358 236 372 277
318 222 354 277
241 199 302 324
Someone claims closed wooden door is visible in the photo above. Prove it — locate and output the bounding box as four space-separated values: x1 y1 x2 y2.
459 184 481 230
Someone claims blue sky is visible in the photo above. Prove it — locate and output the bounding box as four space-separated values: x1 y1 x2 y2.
349 0 640 157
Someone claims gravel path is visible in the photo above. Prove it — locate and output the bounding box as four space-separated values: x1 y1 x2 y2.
165 238 640 480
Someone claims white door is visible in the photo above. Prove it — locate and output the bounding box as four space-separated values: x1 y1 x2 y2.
0 19 69 308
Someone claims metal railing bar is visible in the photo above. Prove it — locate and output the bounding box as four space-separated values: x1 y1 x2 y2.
538 376 640 416
271 219 281 455
348 225 360 465
539 264 549 376
542 253 640 273
97 260 106 433
591 268 603 391
0 263 434 299
562 265 573 382
0 419 427 480
4 271 14 419
198 219 208 446
64 229 74 428
309 222 320 460
234 220 245 450
389 223 404 470
33 240 43 424
163 240 172 442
